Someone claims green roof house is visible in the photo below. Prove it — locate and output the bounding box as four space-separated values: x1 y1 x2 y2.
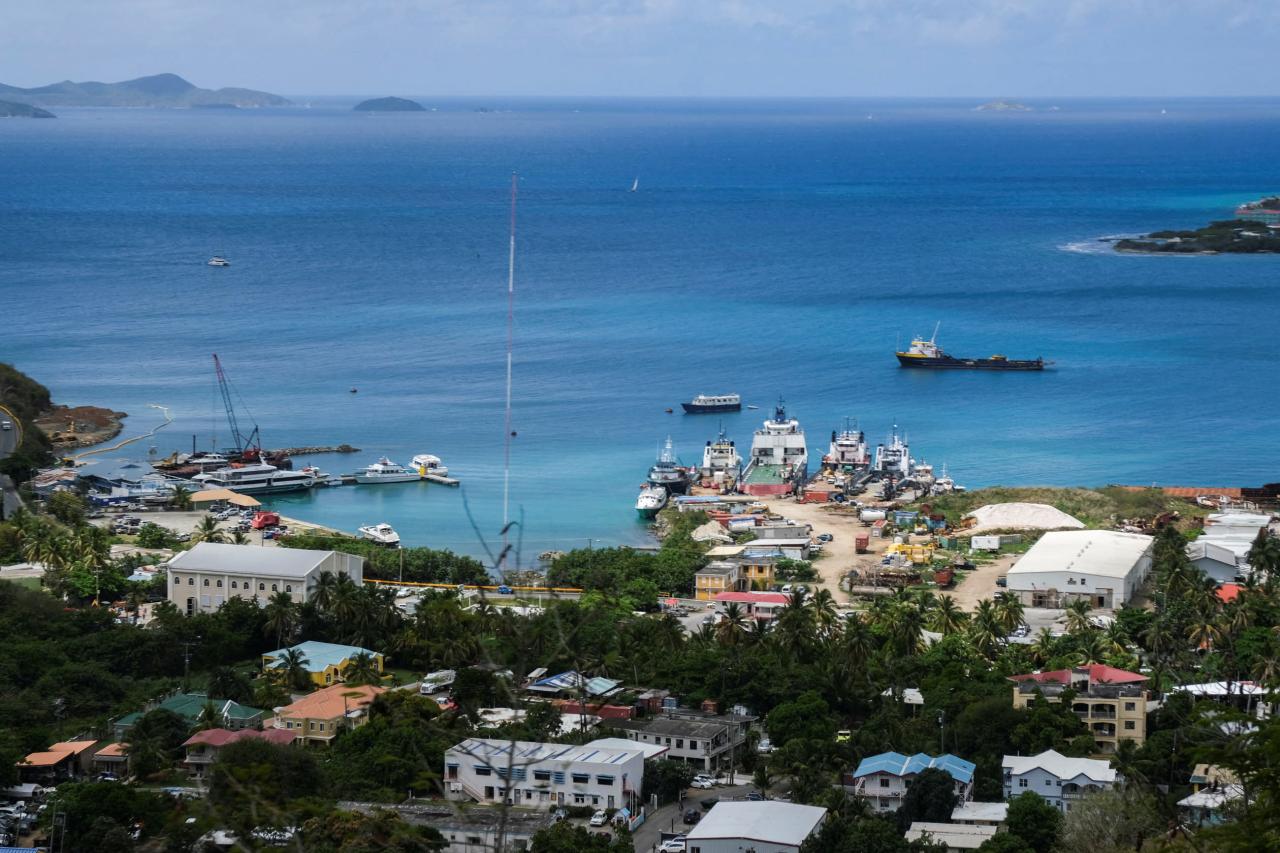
113 692 264 740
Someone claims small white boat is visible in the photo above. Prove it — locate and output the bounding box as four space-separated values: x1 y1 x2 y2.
207 256 230 267
358 523 401 546
635 485 668 518
409 453 449 477
629 177 639 192
353 457 420 484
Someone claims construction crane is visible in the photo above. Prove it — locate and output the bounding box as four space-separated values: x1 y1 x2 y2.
212 354 262 461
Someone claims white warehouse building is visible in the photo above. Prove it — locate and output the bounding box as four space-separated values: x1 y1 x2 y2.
444 738 644 812
167 542 364 615
685 801 827 853
1006 530 1153 609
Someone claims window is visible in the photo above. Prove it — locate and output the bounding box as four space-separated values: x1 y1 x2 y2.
1046 780 1054 786
574 794 585 804
285 585 292 593
188 578 195 585
1124 702 1136 711
665 738 672 746
174 577 181 585
203 578 209 586
596 776 614 786
474 766 493 776
216 579 223 588
879 778 889 788
309 722 315 731
259 583 265 591
534 770 551 781
447 764 459 779
1124 721 1135 730
271 584 278 592
689 740 698 750
231 581 237 589
318 723 325 731
676 739 684 749
571 773 590 784
1018 779 1028 788
552 772 565 784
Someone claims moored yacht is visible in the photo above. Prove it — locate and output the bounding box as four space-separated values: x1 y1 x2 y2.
700 426 741 486
682 393 741 414
207 256 230 267
358 523 401 546
354 458 421 484
647 437 695 495
741 399 808 496
635 485 668 518
409 454 449 477
191 462 315 494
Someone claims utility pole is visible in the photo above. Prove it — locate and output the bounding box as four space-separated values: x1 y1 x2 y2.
938 709 945 753
182 640 198 692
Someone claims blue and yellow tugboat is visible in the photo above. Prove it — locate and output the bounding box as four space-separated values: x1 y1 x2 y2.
896 324 1045 371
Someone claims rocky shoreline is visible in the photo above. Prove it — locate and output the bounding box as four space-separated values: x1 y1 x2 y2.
34 404 127 448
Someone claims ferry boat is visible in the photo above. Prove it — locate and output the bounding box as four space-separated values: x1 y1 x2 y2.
681 393 742 414
896 324 1044 371
822 420 869 472
354 458 421 484
635 485 668 518
740 400 808 496
409 454 449 477
358 523 401 546
191 462 315 494
700 426 742 485
873 426 914 478
647 437 696 495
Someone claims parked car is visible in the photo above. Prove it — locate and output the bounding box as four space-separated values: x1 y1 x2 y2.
995 576 1008 588
690 774 716 789
682 809 701 825
746 792 765 802
496 585 513 595
659 837 687 853
836 729 851 743
699 797 719 810
757 737 773 754
817 533 834 542
551 808 567 823
589 810 608 827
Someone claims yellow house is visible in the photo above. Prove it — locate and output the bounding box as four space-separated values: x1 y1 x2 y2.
262 641 385 687
270 684 385 745
695 561 740 600
739 555 778 591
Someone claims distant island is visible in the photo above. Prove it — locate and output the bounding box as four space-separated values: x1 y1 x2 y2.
0 73 289 108
1111 218 1280 255
0 99 54 118
974 100 1031 112
354 96 426 112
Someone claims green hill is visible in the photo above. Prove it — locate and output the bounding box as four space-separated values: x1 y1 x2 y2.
354 96 426 112
0 100 54 118
0 73 289 108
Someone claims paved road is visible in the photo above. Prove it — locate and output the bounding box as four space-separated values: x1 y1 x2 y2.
632 782 756 852
0 404 19 460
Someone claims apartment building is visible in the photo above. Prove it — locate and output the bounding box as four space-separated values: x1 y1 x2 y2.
444 738 645 811
1010 664 1148 752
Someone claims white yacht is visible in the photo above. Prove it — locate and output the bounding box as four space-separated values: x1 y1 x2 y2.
635 485 668 519
190 462 315 494
358 523 401 546
354 457 421 484
184 452 232 471
207 256 230 267
700 427 741 485
409 454 449 477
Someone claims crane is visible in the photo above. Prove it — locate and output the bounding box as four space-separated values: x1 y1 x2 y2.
212 353 262 461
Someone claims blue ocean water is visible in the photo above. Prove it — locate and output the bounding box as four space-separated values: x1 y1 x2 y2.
2 97 1278 558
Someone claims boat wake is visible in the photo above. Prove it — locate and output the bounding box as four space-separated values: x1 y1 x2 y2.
1058 235 1137 255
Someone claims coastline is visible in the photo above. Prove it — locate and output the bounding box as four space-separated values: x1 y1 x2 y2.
35 404 128 449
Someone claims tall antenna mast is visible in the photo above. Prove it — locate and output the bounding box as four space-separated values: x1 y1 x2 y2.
502 172 518 566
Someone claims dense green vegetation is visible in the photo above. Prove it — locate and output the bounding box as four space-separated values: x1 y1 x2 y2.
279 532 489 585
547 510 710 594
0 362 56 482
1115 219 1280 253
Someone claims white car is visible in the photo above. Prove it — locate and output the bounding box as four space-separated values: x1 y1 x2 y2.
690 775 716 789
757 738 773 754
659 837 687 853
589 810 608 827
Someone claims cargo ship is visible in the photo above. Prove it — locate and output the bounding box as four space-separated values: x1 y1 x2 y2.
740 399 808 496
896 324 1044 371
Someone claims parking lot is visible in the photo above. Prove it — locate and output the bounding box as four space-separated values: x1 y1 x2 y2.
632 781 758 852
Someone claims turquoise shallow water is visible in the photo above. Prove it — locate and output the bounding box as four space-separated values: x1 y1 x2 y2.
2 98 1278 559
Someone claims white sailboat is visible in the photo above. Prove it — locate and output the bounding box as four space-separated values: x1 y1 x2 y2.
629 177 639 192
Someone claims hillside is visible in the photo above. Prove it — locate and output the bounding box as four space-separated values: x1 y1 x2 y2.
0 100 55 118
0 364 55 482
354 96 426 112
0 73 289 108
909 485 1202 528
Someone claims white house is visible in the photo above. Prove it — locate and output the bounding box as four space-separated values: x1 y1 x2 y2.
1005 530 1153 609
166 542 363 615
845 752 975 813
1188 541 1246 585
905 822 997 851
443 738 644 812
685 801 827 853
1002 750 1118 812
1188 512 1270 583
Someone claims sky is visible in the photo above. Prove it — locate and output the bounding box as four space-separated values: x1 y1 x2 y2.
3 0 1278 98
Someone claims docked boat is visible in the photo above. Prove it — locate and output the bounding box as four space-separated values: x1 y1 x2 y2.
822 420 869 472
635 485 668 518
358 523 401 546
190 462 315 494
354 458 421 484
681 393 742 414
207 256 230 267
647 437 696 495
896 324 1044 371
700 426 742 485
740 400 808 496
873 426 914 478
409 454 449 477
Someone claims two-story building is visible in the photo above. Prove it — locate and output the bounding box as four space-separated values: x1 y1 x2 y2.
270 683 385 745
182 727 298 777
1010 664 1148 752
16 740 97 785
609 707 755 773
845 752 975 813
112 692 265 740
262 640 385 687
695 561 741 600
167 542 364 615
713 591 789 622
1002 750 1117 811
444 738 645 811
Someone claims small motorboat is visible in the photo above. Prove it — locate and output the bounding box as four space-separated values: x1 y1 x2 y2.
358 523 401 546
349 387 358 393
207 256 230 267
409 454 448 477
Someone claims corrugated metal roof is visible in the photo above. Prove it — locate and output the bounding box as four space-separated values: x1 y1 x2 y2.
1007 530 1152 580
169 542 351 579
852 751 975 784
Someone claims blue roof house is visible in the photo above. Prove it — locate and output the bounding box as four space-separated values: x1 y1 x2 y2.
845 752 976 813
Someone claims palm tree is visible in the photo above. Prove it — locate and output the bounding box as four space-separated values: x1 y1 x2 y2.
275 648 312 691
969 599 1006 659
1030 627 1057 667
193 515 225 544
1188 615 1223 652
330 573 361 624
810 589 839 634
344 652 382 686
928 595 967 636
311 570 339 613
263 591 298 648
715 602 749 647
890 603 925 658
840 612 876 680
1065 599 1094 635
207 666 253 704
170 485 193 510
1103 622 1130 656
231 529 250 545
994 592 1025 634
195 700 222 731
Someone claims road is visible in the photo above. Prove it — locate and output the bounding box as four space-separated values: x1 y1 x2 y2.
631 782 756 852
0 404 23 520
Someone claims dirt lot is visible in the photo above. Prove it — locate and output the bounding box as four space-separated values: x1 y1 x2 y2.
948 552 1019 610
